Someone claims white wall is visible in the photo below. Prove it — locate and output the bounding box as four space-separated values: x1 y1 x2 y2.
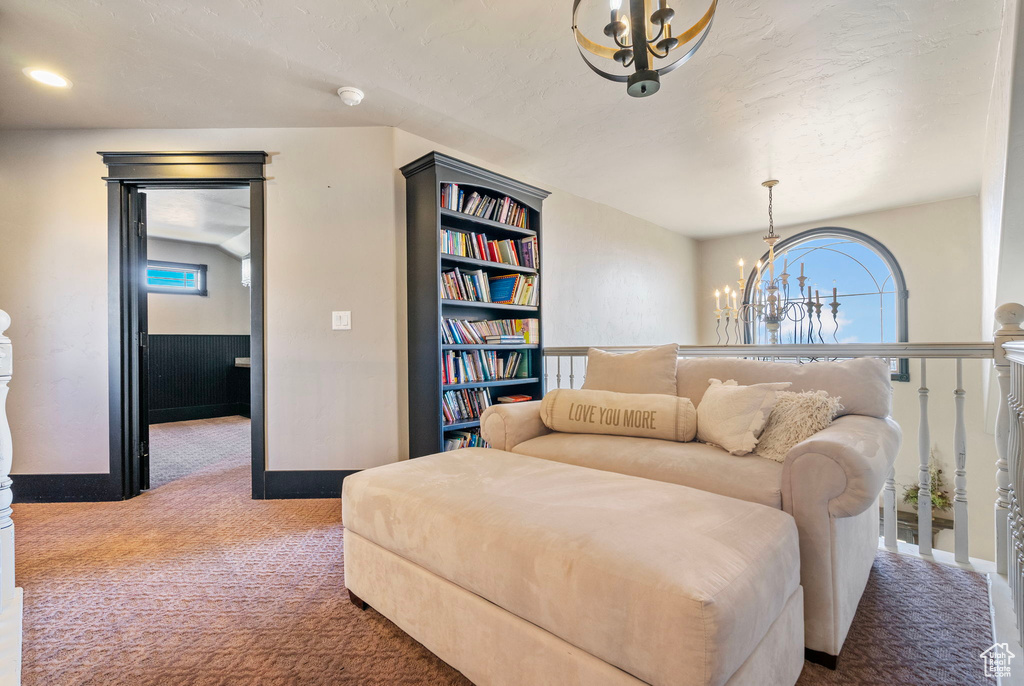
0 126 699 474
147 238 250 335
697 197 998 560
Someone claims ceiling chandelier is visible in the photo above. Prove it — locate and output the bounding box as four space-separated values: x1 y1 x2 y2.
572 0 718 97
713 180 844 345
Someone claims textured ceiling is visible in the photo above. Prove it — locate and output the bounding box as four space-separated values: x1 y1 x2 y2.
145 188 250 258
0 0 1002 236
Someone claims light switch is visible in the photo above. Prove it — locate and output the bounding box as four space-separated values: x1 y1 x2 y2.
332 311 351 330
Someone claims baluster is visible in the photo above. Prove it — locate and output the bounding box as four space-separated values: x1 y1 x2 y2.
883 466 897 548
0 310 21 683
1017 380 1024 649
994 303 1024 575
556 356 562 389
569 356 575 390
1007 362 1024 647
953 358 969 563
1012 361 1024 640
918 359 932 555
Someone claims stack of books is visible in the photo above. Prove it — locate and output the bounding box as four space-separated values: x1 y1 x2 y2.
444 429 488 452
440 230 539 269
442 388 492 423
440 183 530 229
443 350 528 384
442 318 539 345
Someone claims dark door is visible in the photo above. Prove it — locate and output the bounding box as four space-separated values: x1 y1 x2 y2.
128 188 150 494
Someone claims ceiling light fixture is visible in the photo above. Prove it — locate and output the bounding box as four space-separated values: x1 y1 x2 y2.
337 86 364 106
572 0 717 97
22 68 72 88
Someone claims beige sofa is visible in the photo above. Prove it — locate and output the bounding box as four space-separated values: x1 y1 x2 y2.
481 356 901 663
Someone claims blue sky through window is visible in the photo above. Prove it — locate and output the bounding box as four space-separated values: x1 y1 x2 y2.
752 236 899 345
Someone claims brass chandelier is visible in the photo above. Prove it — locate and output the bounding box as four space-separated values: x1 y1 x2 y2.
572 0 718 97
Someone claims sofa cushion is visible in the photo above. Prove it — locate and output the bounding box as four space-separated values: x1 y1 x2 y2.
342 448 800 686
581 344 678 395
676 357 892 419
696 379 791 455
512 432 784 508
540 388 697 442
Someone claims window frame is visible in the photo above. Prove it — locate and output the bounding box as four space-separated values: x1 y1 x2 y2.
145 259 208 297
741 227 910 382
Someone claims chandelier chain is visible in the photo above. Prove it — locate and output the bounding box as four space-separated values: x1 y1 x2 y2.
767 185 774 237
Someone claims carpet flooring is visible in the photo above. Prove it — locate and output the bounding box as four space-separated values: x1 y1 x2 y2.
14 421 994 685
148 416 250 489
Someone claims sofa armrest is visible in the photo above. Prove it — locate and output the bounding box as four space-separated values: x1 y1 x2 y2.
480 401 551 451
782 414 902 519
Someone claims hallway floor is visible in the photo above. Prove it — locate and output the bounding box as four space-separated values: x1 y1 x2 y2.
148 415 250 489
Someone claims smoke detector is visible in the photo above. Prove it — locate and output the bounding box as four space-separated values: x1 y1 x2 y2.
337 87 364 106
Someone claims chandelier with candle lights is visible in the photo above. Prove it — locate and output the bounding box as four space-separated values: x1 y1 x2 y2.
713 180 843 345
572 0 718 97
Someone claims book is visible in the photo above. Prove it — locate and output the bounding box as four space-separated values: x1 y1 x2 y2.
443 429 489 451
497 395 532 403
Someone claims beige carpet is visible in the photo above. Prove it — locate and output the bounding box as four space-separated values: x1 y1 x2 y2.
15 424 993 685
148 416 250 489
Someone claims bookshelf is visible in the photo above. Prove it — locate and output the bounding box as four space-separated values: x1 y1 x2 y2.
402 152 550 457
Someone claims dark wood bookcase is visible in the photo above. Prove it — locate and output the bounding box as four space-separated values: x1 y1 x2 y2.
401 152 550 458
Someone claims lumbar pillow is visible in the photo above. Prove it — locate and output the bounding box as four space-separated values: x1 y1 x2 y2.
581 344 678 395
756 390 844 462
540 388 696 442
696 379 791 455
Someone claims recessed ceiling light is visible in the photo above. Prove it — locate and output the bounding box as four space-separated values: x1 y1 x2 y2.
23 68 72 88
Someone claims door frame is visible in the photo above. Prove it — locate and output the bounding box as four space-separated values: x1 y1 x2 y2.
101 151 269 499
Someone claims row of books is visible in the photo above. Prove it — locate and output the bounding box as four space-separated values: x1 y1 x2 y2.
443 350 528 385
440 230 539 269
442 388 492 423
442 318 540 345
441 269 539 306
440 183 530 229
443 429 488 452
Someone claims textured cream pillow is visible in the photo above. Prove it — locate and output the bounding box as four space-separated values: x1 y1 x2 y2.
541 388 696 442
696 379 791 455
756 390 844 462
581 344 678 395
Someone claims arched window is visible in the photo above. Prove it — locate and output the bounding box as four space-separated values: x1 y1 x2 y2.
742 227 909 381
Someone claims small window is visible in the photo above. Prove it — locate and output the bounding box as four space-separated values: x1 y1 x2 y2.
146 260 207 296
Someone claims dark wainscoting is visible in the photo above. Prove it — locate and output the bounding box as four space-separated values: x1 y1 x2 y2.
149 334 250 424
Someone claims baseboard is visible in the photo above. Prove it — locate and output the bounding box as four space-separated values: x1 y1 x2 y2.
12 473 121 503
150 404 248 424
262 470 358 499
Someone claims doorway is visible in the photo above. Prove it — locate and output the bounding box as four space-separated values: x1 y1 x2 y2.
102 152 268 500
144 187 252 489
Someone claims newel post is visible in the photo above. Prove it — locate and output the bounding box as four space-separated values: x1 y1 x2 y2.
994 303 1024 575
0 310 21 684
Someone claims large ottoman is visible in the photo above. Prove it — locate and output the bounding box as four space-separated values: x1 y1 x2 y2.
343 448 804 686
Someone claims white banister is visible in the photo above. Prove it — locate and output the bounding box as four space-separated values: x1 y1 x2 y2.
917 359 932 556
883 466 897 549
953 358 969 563
0 310 22 685
994 304 1024 575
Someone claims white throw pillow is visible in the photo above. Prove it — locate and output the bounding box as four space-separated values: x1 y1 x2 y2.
696 379 791 455
756 390 844 462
